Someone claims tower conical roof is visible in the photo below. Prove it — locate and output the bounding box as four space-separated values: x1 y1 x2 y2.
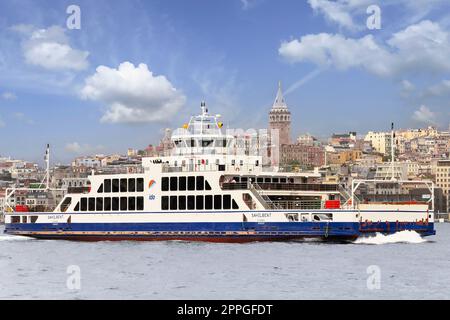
272 81 288 110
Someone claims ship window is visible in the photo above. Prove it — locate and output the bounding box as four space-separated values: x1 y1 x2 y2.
89 198 95 211
223 195 231 210
187 196 195 210
264 178 271 183
112 179 119 192
128 197 136 211
201 140 213 147
280 178 287 183
205 195 213 210
196 195 204 210
104 198 111 211
257 178 264 183
12 216 20 224
137 178 144 192
196 176 204 191
179 177 187 191
112 197 119 211
104 179 111 193
74 202 80 211
188 176 195 190
80 198 87 211
120 197 127 211
120 179 128 192
205 180 212 190
137 197 144 211
241 177 248 183
170 177 178 191
128 178 136 192
31 216 38 223
96 198 103 211
170 196 177 210
273 178 279 183
162 177 169 191
189 139 196 147
162 196 169 210
232 199 239 209
179 196 186 210
214 195 222 210
97 184 103 193
60 197 72 213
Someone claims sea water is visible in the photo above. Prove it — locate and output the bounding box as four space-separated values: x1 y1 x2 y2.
0 224 449 299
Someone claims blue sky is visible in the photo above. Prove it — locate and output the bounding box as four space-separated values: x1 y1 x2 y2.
1 0 450 164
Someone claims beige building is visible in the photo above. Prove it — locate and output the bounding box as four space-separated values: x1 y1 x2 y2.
364 131 392 155
435 159 450 212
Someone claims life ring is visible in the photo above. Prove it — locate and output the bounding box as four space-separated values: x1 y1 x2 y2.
235 167 240 172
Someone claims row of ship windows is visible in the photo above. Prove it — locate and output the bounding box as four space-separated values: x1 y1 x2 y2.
74 197 145 212
161 176 212 191
97 178 145 193
161 195 239 211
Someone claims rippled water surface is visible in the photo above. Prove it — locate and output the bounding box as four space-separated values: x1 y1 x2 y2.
1 224 449 299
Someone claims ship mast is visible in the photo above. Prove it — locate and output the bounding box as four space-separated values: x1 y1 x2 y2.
45 144 50 190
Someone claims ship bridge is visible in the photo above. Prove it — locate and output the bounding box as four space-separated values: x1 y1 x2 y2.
171 102 234 156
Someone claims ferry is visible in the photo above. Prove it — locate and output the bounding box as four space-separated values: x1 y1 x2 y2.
3 104 435 242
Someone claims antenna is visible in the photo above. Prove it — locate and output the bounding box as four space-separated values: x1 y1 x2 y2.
45 144 50 190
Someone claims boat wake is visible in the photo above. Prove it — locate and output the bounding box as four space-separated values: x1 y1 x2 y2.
354 230 427 245
0 234 34 242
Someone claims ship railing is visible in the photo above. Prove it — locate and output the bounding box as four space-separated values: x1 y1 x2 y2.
222 182 338 192
161 163 261 173
249 183 282 210
338 185 354 209
271 200 324 210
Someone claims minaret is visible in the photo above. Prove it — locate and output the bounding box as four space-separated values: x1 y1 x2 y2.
269 81 291 146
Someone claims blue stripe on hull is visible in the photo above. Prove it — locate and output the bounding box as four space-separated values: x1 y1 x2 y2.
5 221 435 242
5 221 360 239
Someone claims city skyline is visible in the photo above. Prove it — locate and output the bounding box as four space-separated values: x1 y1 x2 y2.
1 0 450 163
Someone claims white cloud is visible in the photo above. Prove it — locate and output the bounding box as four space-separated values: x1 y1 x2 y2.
65 142 82 153
412 105 436 124
1 92 16 100
240 0 261 10
80 62 186 124
12 112 34 124
426 79 450 96
308 0 370 31
65 142 105 155
401 80 414 91
400 80 415 97
307 0 448 31
279 20 450 78
13 25 89 71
